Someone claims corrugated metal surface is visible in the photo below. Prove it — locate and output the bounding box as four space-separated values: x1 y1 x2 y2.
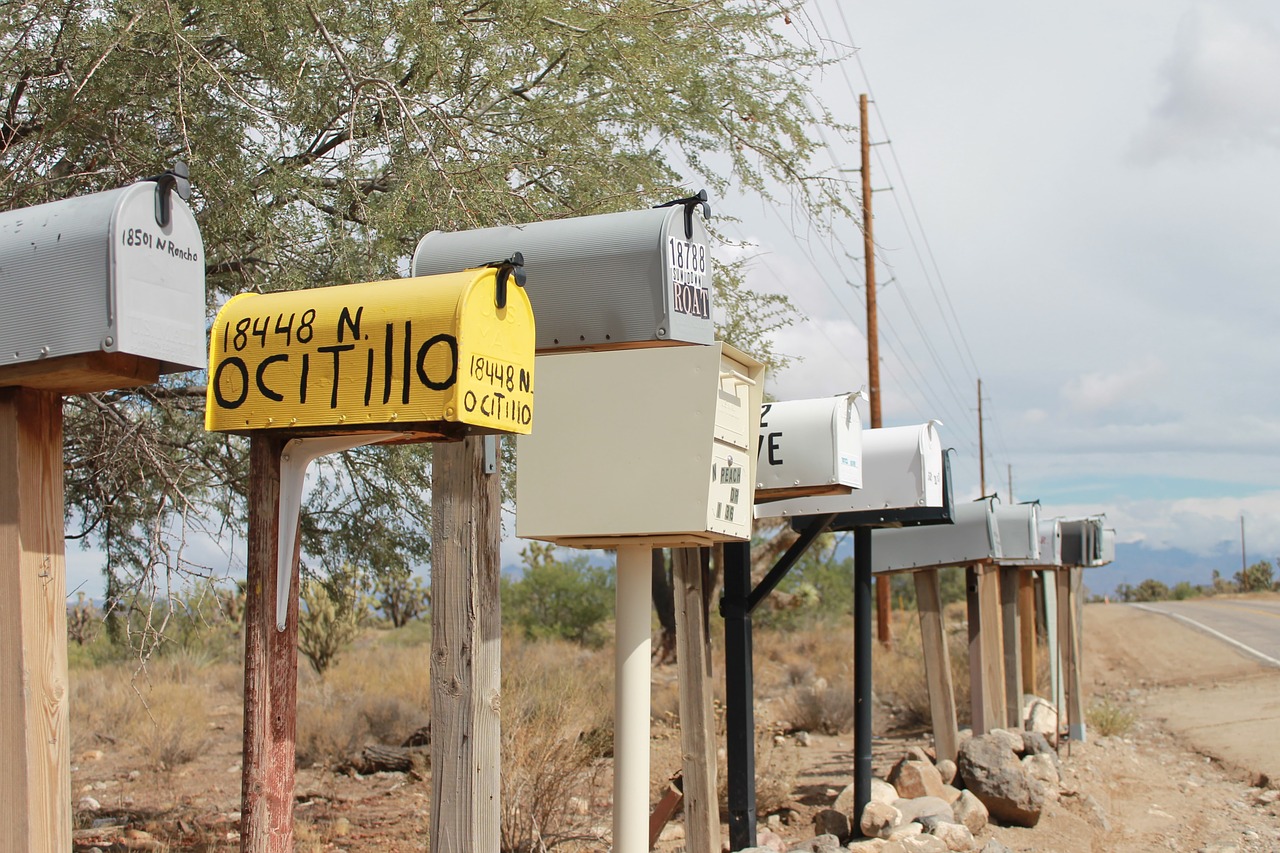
870 497 1001 573
412 206 714 350
994 503 1041 564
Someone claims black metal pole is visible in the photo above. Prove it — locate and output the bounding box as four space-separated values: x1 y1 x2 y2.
853 527 873 833
722 540 757 851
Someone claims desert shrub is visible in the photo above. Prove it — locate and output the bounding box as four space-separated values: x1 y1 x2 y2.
500 635 613 853
1086 698 1136 737
372 566 430 628
782 679 856 735
1235 559 1275 593
298 564 371 675
503 545 614 647
715 730 797 818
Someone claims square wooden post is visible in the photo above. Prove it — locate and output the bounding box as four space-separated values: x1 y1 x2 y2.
241 433 299 853
0 388 71 853
431 436 502 852
914 569 958 763
1000 567 1023 729
966 563 1006 734
1018 572 1037 698
674 547 720 853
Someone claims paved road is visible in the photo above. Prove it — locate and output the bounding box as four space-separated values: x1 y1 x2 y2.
1131 598 1280 666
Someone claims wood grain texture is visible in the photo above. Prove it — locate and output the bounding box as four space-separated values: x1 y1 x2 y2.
1018 572 1037 698
1000 567 1023 729
431 436 502 853
0 352 161 393
978 564 1007 731
240 433 299 853
0 387 71 853
673 548 720 853
914 569 958 763
1062 568 1086 740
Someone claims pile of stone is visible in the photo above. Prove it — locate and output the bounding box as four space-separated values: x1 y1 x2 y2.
742 722 1063 853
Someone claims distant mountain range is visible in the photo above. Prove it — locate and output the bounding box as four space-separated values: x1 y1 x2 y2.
1088 541 1252 598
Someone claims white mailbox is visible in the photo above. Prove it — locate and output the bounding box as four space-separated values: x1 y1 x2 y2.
1097 528 1116 566
761 421 944 519
870 498 1001 574
412 196 714 352
0 171 205 392
753 392 864 506
1037 518 1063 566
516 342 764 548
993 502 1042 565
1060 516 1108 567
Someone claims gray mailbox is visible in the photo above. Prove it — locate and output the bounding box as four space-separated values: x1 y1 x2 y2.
0 170 205 392
411 196 714 351
1037 518 1063 566
1098 528 1116 566
870 497 1001 574
993 502 1041 565
1060 516 1107 567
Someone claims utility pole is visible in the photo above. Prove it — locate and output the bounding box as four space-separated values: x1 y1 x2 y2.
1007 464 1013 504
977 379 986 496
1241 515 1247 574
861 93 891 649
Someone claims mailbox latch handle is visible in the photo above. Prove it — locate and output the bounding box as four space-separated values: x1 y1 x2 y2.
144 160 192 228
719 369 757 388
486 251 527 310
654 189 711 238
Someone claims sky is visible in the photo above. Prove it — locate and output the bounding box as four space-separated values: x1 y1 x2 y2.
717 0 1280 561
63 0 1280 599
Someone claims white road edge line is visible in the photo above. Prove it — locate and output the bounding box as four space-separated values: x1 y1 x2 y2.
1130 603 1280 668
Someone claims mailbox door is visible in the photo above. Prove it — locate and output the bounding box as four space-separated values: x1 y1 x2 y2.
1037 519 1062 566
871 498 1000 573
754 394 864 508
705 345 762 538
994 503 1041 564
110 183 207 372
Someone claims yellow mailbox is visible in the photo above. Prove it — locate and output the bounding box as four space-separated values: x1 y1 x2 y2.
206 266 535 435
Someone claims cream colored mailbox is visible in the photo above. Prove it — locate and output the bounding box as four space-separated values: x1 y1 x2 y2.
870 497 1001 573
0 167 205 392
753 392 865 506
516 342 763 547
993 503 1041 565
412 194 713 351
762 421 944 519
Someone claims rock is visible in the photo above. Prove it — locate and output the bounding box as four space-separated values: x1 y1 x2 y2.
956 734 1043 827
952 790 989 835
893 797 954 826
896 836 948 853
938 784 962 805
812 808 849 840
906 746 934 764
978 841 1014 853
860 802 903 839
1023 696 1058 736
936 759 957 785
796 731 814 747
847 841 886 852
756 828 787 852
836 780 898 815
930 821 976 852
785 834 841 852
77 796 101 811
658 822 684 841
1021 753 1059 788
127 770 142 781
81 749 105 762
887 822 923 841
1020 730 1056 759
987 729 1023 755
1060 790 1110 832
888 759 948 800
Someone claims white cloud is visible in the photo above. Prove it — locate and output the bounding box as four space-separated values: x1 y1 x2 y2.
1132 1 1280 159
1059 356 1164 413
1054 490 1280 556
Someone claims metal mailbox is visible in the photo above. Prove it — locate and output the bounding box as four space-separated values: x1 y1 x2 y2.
1037 518 1063 566
761 421 944 519
1098 528 1116 566
516 342 764 547
870 497 1001 574
753 392 865 506
993 502 1042 565
205 266 535 435
412 199 713 352
0 173 205 392
1060 516 1101 567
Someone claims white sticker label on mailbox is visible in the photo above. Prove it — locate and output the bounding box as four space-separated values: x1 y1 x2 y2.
668 236 710 319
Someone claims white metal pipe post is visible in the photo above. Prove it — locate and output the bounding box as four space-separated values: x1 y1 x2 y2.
614 545 652 853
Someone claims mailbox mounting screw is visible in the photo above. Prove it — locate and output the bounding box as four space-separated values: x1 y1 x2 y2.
103 336 114 348
39 346 49 357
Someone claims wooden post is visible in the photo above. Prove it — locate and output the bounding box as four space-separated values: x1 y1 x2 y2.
1043 571 1062 737
1000 567 1023 729
431 436 502 852
1061 567 1086 741
1018 572 1037 698
673 548 719 853
241 433 299 853
0 388 71 853
966 563 1006 734
913 569 958 763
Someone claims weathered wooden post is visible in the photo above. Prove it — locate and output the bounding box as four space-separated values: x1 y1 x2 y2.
991 502 1042 729
0 168 207 852
673 547 718 853
417 196 765 853
205 263 535 852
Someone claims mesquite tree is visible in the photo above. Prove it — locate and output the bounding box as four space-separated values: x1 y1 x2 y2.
1 0 854 632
